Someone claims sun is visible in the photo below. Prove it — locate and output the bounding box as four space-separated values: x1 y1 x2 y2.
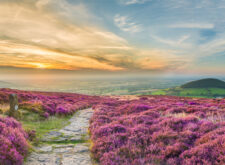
31 63 47 69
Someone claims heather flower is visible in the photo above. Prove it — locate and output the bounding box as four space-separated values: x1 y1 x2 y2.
0 88 101 117
90 96 225 165
0 116 29 165
43 112 50 118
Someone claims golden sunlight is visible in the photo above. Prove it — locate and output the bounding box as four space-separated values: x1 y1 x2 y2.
31 63 47 69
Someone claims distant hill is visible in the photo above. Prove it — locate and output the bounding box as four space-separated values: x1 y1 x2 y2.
181 78 225 89
148 78 225 98
0 81 12 88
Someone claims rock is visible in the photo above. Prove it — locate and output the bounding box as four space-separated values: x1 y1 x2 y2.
9 94 18 111
35 146 53 153
25 153 59 165
61 153 92 165
8 94 21 119
54 147 73 153
74 144 89 153
70 136 83 141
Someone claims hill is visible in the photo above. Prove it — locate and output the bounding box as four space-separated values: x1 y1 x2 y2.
0 81 12 88
149 78 225 98
181 78 225 88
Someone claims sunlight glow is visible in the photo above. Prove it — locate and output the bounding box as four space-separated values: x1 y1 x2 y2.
31 63 47 69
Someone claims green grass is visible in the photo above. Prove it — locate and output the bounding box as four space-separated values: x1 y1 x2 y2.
151 90 167 95
0 107 72 146
209 88 225 95
150 87 225 98
44 139 87 145
17 109 73 144
179 88 209 96
21 114 72 141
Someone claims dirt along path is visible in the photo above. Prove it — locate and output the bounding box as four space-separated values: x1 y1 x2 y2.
25 108 94 165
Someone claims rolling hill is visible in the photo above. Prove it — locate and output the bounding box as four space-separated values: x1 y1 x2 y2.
181 78 225 88
150 78 225 98
0 81 12 88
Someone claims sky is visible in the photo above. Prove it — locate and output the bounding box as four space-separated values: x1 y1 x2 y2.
0 0 225 77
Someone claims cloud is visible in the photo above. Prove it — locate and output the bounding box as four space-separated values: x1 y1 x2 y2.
0 0 130 71
197 38 225 56
120 0 149 5
168 23 214 29
0 40 125 71
135 49 189 71
0 0 188 73
152 35 190 47
114 14 142 33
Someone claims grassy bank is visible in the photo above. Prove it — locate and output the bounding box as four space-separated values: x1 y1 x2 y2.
0 104 73 145
21 114 72 142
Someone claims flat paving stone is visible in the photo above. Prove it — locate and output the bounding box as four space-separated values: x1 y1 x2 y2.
53 147 73 153
74 144 89 153
61 153 92 165
25 153 60 165
25 108 94 165
35 146 53 153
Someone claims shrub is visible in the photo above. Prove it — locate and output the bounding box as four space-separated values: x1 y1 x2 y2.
90 96 225 165
0 116 29 165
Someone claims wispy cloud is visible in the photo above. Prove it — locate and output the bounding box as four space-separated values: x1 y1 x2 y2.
197 38 225 57
0 0 195 73
152 35 190 47
120 0 149 5
168 23 214 29
114 14 142 33
0 0 130 71
136 49 189 71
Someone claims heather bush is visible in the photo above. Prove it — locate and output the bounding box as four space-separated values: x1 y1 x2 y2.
180 136 225 165
90 96 225 165
0 116 29 165
0 88 101 117
0 88 103 164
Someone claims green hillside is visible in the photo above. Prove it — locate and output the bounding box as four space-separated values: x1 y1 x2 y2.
151 87 225 98
181 78 225 88
150 78 225 98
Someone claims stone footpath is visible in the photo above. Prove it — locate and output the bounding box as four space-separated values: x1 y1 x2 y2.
25 108 94 165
